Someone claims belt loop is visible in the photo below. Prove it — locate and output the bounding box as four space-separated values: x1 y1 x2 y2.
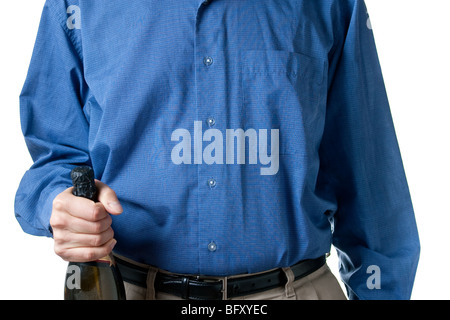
282 267 296 299
145 266 158 300
181 277 190 300
222 277 228 300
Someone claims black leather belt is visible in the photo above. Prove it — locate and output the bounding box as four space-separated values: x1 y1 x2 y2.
116 255 326 300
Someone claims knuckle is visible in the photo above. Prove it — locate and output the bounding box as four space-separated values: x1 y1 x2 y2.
100 245 112 257
50 213 64 228
83 249 99 262
54 246 67 259
91 234 104 247
52 197 65 212
90 204 102 221
92 221 104 234
82 250 94 262
60 231 73 245
53 234 65 246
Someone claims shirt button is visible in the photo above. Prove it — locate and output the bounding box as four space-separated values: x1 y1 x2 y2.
203 56 213 67
208 241 217 252
207 178 216 188
206 117 216 127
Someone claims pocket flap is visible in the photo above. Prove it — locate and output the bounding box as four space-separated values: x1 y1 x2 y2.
241 50 324 85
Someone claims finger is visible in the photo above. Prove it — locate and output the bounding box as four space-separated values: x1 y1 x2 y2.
56 211 112 234
54 188 109 222
53 227 114 249
95 180 123 215
56 238 117 262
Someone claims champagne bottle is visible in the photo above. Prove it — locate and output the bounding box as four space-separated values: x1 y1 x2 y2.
64 166 126 300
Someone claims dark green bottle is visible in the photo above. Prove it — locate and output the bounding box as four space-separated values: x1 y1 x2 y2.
64 166 126 300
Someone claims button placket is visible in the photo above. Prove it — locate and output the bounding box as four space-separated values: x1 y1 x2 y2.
195 1 224 269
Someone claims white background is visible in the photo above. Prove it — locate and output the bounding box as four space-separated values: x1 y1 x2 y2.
0 0 448 300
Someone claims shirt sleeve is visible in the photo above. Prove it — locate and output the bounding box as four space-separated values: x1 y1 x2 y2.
320 0 420 299
15 1 90 237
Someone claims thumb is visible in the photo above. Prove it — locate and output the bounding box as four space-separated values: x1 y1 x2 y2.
95 179 123 215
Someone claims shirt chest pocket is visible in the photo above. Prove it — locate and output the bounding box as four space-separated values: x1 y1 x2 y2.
241 50 325 155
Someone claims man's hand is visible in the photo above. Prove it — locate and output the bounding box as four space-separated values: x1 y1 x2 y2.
50 180 123 262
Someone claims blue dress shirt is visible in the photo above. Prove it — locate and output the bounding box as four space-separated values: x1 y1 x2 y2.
15 0 420 299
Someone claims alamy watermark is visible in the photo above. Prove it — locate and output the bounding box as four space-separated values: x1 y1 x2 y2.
366 265 381 290
171 121 280 176
66 5 81 30
66 264 81 290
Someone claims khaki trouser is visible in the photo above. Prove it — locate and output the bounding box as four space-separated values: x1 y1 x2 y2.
120 256 347 300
